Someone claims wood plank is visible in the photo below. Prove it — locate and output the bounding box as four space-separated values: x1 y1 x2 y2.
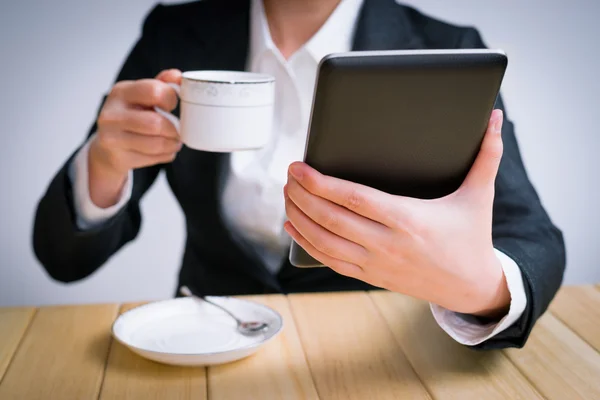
504 312 600 400
99 302 207 400
0 307 35 383
0 304 118 400
549 285 600 351
208 295 319 400
370 291 542 399
289 291 431 400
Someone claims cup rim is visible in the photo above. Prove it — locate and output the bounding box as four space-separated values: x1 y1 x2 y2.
182 70 275 84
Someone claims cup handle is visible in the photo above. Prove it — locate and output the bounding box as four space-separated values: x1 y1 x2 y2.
153 82 181 133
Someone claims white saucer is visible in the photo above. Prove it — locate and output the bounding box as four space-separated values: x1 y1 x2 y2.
111 296 283 366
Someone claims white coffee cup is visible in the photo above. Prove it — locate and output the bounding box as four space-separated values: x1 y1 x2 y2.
154 71 275 152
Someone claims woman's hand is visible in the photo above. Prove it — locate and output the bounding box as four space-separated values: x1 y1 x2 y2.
88 69 182 208
284 109 510 318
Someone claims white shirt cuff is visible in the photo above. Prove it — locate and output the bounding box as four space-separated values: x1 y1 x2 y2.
67 135 133 230
430 248 527 346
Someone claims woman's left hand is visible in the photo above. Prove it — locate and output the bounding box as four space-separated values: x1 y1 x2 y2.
284 109 510 318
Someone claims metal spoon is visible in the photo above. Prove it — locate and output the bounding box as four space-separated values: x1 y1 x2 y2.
179 286 269 336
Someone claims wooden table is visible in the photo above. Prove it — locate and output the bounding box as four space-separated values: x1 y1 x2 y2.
1 285 599 399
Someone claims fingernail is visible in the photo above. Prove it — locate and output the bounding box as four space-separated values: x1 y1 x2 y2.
494 111 504 134
289 164 303 181
283 221 292 235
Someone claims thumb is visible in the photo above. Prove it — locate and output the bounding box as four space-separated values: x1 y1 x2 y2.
460 109 504 198
155 68 182 85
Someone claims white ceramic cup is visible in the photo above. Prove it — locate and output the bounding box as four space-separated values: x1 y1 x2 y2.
154 71 275 152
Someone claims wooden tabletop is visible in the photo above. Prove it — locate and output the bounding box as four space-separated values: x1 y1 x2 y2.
0 285 599 399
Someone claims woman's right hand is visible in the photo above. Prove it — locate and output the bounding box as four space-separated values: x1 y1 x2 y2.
87 69 182 208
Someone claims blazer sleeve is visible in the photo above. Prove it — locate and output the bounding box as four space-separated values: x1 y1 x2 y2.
33 5 169 282
458 28 566 349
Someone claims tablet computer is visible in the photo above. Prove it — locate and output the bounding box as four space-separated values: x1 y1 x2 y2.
289 49 508 268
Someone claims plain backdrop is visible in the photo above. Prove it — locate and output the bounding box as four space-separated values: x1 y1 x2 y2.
1 0 598 306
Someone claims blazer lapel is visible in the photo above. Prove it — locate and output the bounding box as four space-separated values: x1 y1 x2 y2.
352 0 425 51
177 0 282 289
177 0 251 214
179 0 251 197
182 0 251 71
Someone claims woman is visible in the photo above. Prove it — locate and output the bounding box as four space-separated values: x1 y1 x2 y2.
33 0 565 349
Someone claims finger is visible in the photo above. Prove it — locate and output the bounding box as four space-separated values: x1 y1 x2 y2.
130 150 179 167
285 177 387 248
98 129 181 157
155 68 182 85
115 79 178 111
111 148 179 171
460 109 504 196
288 162 401 228
98 108 179 139
285 191 369 266
112 131 182 156
283 221 365 279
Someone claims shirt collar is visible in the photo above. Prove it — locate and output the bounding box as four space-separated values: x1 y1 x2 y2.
304 0 365 62
249 0 365 65
249 0 274 68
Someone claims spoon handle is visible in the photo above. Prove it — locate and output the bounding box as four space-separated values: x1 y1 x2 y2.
180 286 243 325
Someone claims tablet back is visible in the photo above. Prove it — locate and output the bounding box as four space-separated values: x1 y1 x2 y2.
290 50 507 267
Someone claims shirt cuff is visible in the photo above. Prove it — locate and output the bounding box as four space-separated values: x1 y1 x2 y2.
67 135 133 230
429 248 527 346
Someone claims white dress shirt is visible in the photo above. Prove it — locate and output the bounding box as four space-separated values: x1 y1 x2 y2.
68 0 527 346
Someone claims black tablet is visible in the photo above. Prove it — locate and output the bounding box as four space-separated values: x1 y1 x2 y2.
289 49 508 268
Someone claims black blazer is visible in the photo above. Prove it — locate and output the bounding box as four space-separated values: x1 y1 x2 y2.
33 0 566 349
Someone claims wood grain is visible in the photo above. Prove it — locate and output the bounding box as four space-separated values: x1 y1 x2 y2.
549 285 600 351
0 286 598 399
0 304 118 400
208 295 319 400
99 302 207 400
289 291 431 400
504 312 600 400
370 291 542 399
0 307 35 382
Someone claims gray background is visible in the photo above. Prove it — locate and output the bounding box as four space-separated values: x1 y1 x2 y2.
1 0 598 306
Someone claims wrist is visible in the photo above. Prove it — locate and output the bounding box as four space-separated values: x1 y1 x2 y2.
469 252 511 319
88 140 128 208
